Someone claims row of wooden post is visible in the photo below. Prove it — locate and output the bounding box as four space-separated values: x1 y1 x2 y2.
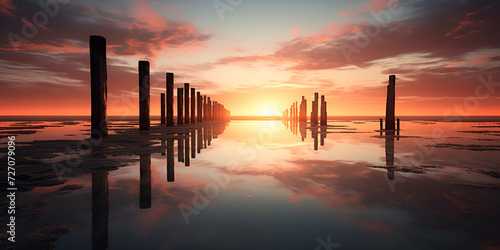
282 93 328 126
90 35 230 137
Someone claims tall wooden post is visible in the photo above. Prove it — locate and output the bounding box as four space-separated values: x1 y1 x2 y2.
312 93 319 124
166 73 174 126
184 83 190 124
191 88 196 123
385 75 396 130
139 61 150 130
177 88 183 125
161 93 165 124
208 97 212 120
203 95 207 121
321 95 327 126
197 92 202 122
90 35 108 138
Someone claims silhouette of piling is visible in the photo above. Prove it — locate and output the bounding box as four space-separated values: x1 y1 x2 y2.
191 88 196 123
311 93 319 124
320 95 327 126
178 137 184 162
177 88 183 125
139 61 150 130
166 73 174 126
161 93 165 124
380 119 383 130
385 75 396 130
208 97 212 120
300 96 307 122
184 83 190 124
197 92 202 122
397 118 400 131
202 95 206 120
90 35 108 138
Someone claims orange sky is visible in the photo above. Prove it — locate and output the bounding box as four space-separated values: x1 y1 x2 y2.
1 0 499 117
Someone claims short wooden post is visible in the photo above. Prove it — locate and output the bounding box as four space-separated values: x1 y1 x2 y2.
90 35 108 138
185 135 190 166
177 88 183 125
184 83 190 124
197 92 202 122
385 75 396 130
166 73 174 126
161 93 165 124
380 119 383 130
191 88 196 123
397 118 400 130
139 61 150 130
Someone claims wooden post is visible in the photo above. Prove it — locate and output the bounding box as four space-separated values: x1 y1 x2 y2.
139 61 150 130
385 75 396 130
166 73 174 126
320 95 327 126
90 35 108 138
313 93 319 124
203 95 207 121
177 88 183 125
208 97 212 120
191 88 196 123
380 118 383 130
161 93 165 124
197 92 202 122
185 135 190 166
397 118 400 130
184 83 189 124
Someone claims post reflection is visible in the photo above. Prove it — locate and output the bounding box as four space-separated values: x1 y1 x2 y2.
385 130 395 180
167 138 174 182
140 154 151 209
92 171 108 250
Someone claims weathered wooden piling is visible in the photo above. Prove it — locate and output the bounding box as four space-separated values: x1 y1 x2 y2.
320 95 327 126
139 61 150 130
300 96 307 122
177 88 183 125
208 97 212 120
90 35 108 138
197 92 202 122
385 75 396 130
380 119 383 130
311 93 319 124
191 130 196 158
203 95 207 120
191 88 196 123
397 118 400 131
178 138 184 162
161 93 165 124
139 154 151 209
166 73 174 126
184 83 190 124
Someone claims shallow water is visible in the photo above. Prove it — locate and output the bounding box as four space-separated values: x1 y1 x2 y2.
2 119 500 249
